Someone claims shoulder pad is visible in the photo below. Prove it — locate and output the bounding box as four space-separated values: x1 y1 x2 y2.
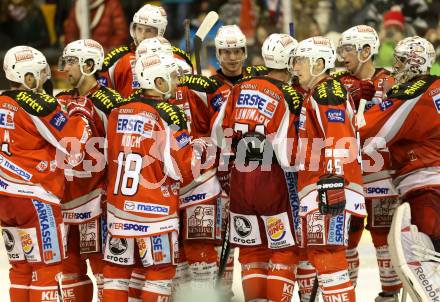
172 46 193 69
245 65 269 77
179 74 219 93
55 89 75 98
2 90 58 117
136 96 187 130
388 75 438 100
312 79 347 105
101 45 131 71
89 86 125 114
236 75 255 84
330 69 351 80
280 84 303 115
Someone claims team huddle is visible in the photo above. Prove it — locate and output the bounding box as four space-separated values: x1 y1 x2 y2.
0 3 439 302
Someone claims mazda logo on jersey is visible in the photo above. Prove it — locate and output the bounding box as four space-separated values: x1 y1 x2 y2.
233 216 252 238
2 229 14 252
109 237 128 255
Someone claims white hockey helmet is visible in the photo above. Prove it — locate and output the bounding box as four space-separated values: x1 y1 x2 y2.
135 37 173 60
135 54 178 99
215 25 247 60
338 25 379 62
261 33 298 70
60 39 104 76
293 36 336 76
130 4 168 40
393 36 436 83
3 45 50 90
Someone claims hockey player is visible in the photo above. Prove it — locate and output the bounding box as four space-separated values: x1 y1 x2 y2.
292 36 366 302
99 4 192 98
57 39 124 301
0 46 96 302
360 36 440 302
130 35 224 296
212 33 303 301
210 25 253 294
104 53 209 302
335 25 402 301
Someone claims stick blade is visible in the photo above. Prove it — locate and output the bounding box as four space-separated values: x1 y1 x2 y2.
195 11 219 41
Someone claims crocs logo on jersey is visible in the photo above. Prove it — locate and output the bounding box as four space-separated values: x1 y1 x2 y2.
326 109 345 123
267 216 286 241
233 216 252 238
2 229 14 252
109 237 128 255
0 109 14 129
19 231 34 255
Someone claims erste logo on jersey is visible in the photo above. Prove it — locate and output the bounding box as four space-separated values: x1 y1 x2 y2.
117 114 154 137
0 109 15 129
236 89 279 119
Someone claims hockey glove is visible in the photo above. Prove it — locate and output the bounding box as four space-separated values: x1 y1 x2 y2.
317 175 346 216
66 97 95 122
349 80 375 106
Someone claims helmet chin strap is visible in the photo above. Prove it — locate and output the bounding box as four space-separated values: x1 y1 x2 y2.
353 51 372 76
306 60 326 89
76 64 96 89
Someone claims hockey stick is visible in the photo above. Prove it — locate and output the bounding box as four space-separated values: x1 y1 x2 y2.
401 288 407 302
289 22 295 37
193 11 219 75
184 19 191 54
217 211 231 281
